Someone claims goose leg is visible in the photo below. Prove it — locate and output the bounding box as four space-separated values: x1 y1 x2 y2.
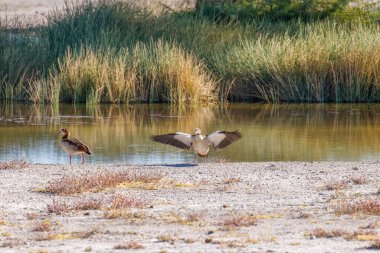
69 155 72 165
82 153 85 165
193 154 197 164
205 154 208 163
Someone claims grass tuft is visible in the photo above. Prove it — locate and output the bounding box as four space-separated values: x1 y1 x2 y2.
31 220 52 232
47 198 102 214
349 176 369 185
309 228 348 238
109 194 147 209
43 170 163 195
114 241 144 249
157 234 176 244
335 199 380 215
223 176 241 184
220 215 257 227
0 160 27 170
323 180 349 191
369 240 380 249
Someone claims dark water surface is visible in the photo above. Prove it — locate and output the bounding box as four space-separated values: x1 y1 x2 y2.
1 103 380 164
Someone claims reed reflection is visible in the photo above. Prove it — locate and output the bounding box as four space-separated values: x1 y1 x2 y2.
1 103 380 163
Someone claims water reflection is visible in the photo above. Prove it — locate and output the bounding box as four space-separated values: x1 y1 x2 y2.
1 103 380 164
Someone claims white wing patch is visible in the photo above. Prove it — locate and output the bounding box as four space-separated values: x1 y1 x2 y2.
206 131 226 147
173 132 192 147
206 130 242 150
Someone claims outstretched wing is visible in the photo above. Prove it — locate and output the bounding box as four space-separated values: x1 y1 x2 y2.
150 132 192 150
206 130 242 150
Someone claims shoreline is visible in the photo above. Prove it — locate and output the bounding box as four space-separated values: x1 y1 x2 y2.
0 161 379 252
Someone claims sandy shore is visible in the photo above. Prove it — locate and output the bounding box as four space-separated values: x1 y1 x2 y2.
0 161 379 252
0 0 195 21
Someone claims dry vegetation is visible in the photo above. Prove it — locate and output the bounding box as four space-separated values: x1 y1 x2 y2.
349 176 369 185
47 197 104 214
31 220 52 232
335 199 380 215
323 180 350 191
109 194 148 209
103 194 148 220
369 240 380 249
0 160 27 170
157 234 177 244
47 194 147 215
309 228 348 238
219 215 258 227
161 211 203 225
223 177 241 184
308 228 379 241
43 170 163 195
35 229 97 241
114 241 145 250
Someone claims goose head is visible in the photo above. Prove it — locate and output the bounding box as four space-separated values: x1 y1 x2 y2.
194 128 202 135
59 128 70 136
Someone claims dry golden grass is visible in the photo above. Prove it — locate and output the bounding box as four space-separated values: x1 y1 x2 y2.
46 42 217 104
31 220 52 232
103 210 146 220
0 160 27 170
309 228 349 238
103 194 148 220
47 200 70 214
162 211 203 225
73 198 104 211
26 213 40 220
0 238 21 248
220 215 257 227
181 238 195 244
323 180 350 191
114 241 145 249
35 229 97 241
349 176 369 185
345 231 379 241
335 199 380 215
157 234 176 244
307 228 379 241
223 177 241 185
109 194 147 209
47 194 147 215
47 198 103 214
44 170 163 195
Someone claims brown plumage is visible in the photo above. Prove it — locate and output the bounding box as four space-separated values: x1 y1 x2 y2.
59 128 91 164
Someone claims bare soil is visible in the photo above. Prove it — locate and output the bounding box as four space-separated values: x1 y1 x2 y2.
0 161 379 252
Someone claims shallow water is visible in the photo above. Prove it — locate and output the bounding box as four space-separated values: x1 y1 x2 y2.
1 103 380 164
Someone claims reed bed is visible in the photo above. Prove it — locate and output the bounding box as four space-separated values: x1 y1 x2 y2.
1 0 380 103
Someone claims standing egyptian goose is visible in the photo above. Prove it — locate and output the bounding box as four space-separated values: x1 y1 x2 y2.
59 128 92 165
150 128 242 163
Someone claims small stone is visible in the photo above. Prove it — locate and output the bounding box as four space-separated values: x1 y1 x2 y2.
205 238 212 243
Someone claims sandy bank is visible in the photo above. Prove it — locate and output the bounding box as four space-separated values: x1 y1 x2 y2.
0 161 379 252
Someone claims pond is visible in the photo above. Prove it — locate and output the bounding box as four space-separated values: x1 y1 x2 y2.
1 103 380 164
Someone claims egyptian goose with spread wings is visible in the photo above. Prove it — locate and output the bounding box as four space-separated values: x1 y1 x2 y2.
59 128 92 165
150 128 242 163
